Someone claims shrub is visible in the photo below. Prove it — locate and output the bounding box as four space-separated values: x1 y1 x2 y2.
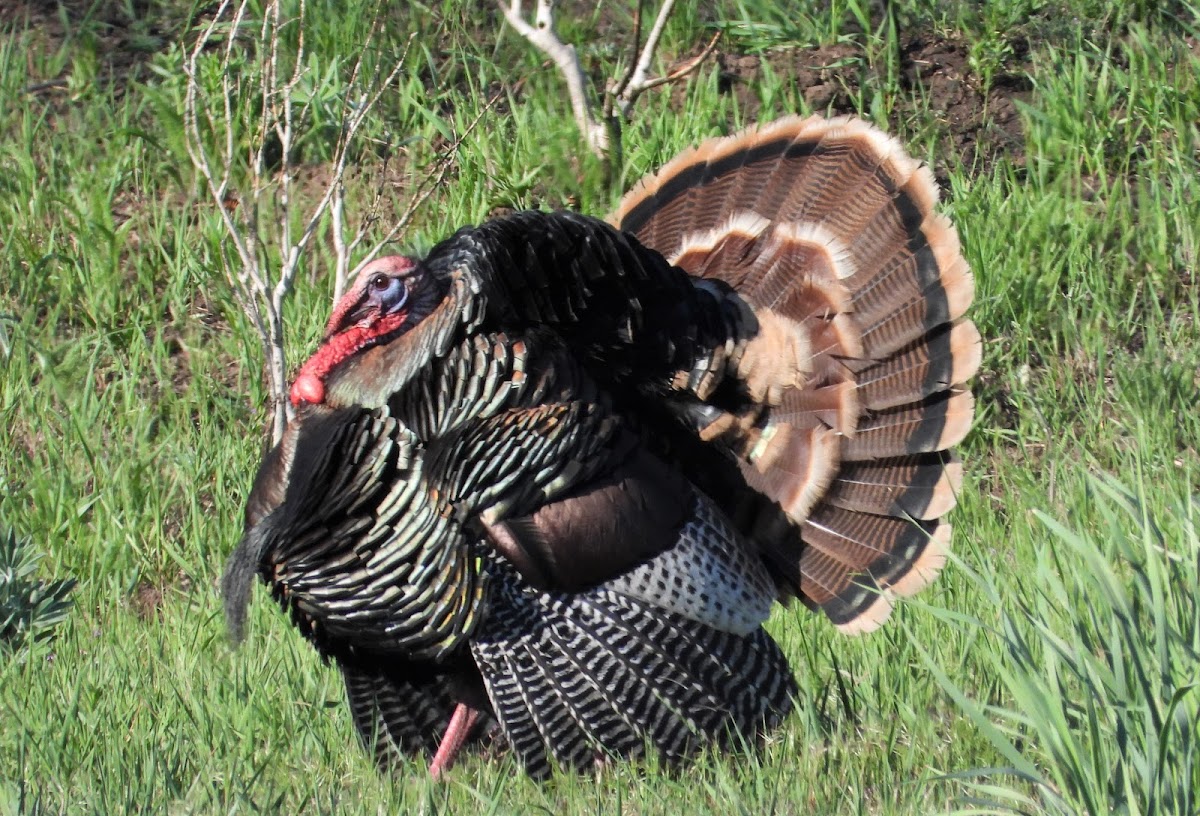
0 525 76 652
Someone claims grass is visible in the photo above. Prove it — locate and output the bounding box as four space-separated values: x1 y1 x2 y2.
1 0 1198 813
936 475 1199 814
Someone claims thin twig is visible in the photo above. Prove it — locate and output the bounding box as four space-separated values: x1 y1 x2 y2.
621 30 720 103
608 0 646 104
332 31 418 301
21 78 69 95
350 90 505 279
613 0 675 118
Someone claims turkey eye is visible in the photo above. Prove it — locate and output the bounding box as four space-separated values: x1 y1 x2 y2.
367 273 409 314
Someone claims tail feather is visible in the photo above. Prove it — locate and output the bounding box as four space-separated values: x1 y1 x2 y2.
850 217 974 358
802 506 937 576
617 117 826 254
738 424 841 525
612 115 976 632
774 380 860 434
845 389 975 460
807 521 951 636
855 321 982 411
887 523 951 597
671 213 771 289
775 131 903 232
823 452 963 520
797 510 950 634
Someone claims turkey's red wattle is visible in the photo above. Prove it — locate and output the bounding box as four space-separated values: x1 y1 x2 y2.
289 373 325 405
288 311 409 405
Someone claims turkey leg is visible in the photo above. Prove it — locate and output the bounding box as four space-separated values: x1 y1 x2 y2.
429 702 480 779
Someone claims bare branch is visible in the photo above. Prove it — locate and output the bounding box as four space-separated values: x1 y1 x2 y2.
182 1 296 440
499 0 611 158
620 30 720 109
326 32 418 301
608 0 645 104
501 1 718 167
330 179 351 302
613 0 674 117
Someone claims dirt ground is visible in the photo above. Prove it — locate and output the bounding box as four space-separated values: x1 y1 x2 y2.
2 0 174 93
715 35 1030 179
6 3 1030 179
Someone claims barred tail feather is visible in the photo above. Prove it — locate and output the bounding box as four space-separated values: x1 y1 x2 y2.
823 452 964 521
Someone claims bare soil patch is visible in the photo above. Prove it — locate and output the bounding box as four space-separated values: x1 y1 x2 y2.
717 34 1031 177
1 0 179 94
900 35 1029 172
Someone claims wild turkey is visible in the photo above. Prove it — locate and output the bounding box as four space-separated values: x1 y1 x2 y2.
223 115 980 779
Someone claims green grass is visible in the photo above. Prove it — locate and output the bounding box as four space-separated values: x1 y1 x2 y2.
930 474 1199 814
1 1 1198 813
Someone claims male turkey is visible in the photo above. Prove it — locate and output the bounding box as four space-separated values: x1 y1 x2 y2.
223 115 980 779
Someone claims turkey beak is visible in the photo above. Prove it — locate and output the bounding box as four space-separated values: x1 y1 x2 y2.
345 299 377 329
323 292 375 340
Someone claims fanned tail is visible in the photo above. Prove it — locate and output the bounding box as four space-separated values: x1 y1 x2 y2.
613 115 981 633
